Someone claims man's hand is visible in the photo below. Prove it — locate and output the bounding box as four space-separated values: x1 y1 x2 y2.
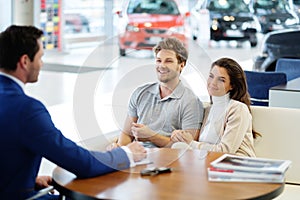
35 176 52 190
131 123 155 141
126 141 147 162
171 130 194 144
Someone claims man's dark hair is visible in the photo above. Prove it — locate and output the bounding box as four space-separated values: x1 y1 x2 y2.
0 25 43 71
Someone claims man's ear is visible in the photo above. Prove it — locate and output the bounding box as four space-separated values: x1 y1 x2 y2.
179 62 185 73
181 62 185 68
19 54 29 70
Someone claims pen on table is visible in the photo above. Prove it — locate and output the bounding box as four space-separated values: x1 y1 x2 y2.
131 131 137 142
171 125 176 130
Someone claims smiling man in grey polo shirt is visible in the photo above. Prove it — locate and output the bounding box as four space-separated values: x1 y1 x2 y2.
116 37 204 148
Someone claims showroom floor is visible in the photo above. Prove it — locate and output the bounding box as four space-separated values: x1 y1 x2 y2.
27 39 300 199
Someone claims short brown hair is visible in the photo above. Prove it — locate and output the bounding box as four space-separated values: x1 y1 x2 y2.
153 37 188 66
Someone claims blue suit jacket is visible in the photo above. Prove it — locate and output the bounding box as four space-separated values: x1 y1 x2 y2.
0 75 130 199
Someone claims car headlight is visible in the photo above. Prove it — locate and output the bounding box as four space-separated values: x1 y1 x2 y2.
169 26 185 34
285 18 298 26
126 24 140 32
211 19 219 31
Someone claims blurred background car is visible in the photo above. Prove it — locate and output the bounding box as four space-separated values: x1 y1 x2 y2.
190 0 260 47
253 29 300 71
116 0 190 56
64 13 90 33
249 0 299 33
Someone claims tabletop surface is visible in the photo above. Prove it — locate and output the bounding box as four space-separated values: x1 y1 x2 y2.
271 77 300 92
52 149 284 200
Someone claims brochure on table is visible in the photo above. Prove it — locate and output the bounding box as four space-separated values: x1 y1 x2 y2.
208 154 291 183
210 154 291 174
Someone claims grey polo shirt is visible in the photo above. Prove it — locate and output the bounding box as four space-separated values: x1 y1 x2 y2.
128 81 204 141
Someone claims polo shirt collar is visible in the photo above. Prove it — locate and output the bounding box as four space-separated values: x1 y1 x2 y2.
149 81 185 101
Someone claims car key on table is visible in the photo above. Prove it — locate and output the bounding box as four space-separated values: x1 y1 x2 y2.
140 167 172 176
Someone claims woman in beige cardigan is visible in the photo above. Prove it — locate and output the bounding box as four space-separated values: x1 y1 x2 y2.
171 58 258 157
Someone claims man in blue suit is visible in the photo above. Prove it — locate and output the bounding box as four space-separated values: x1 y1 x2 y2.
0 25 147 199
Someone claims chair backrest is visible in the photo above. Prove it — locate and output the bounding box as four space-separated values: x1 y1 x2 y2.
275 58 300 81
252 106 300 184
244 70 287 106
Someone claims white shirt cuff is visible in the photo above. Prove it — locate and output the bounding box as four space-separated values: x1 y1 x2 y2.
121 146 136 167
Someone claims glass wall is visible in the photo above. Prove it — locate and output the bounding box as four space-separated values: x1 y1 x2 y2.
0 1 12 31
63 0 104 36
62 0 122 49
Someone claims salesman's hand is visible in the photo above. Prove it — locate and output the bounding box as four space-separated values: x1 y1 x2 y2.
35 176 52 190
126 141 147 162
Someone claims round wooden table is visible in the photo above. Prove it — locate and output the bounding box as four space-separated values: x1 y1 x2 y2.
52 149 284 200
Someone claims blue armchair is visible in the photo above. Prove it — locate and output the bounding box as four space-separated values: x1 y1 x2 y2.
244 70 287 106
275 58 300 81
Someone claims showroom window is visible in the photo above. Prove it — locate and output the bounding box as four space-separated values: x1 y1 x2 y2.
62 0 122 49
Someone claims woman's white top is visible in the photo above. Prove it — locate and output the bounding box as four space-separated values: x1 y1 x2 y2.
185 93 256 157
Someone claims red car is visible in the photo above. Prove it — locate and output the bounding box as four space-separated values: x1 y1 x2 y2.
116 0 190 56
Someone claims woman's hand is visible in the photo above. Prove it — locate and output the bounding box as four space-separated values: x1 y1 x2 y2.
171 130 194 144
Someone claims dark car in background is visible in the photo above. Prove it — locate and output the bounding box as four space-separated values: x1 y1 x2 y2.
253 29 300 71
116 0 190 56
191 0 260 47
249 0 299 33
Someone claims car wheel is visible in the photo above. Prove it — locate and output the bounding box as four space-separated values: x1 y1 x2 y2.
192 34 197 40
249 34 258 47
120 48 126 56
250 41 257 47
